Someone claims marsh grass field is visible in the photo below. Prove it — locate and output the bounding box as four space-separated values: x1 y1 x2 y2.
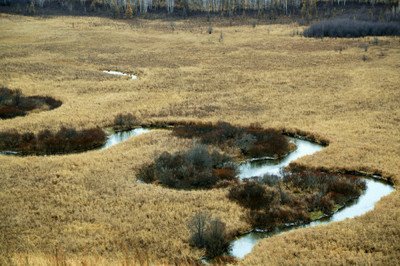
0 13 399 265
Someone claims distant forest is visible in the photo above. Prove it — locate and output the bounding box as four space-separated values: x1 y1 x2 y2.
1 0 399 20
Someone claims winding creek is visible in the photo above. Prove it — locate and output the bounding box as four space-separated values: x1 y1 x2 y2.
102 128 150 150
0 127 150 155
0 128 395 261
230 138 394 259
103 70 138 80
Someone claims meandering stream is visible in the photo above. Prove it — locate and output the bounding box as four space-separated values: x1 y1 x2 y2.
103 70 138 80
0 128 150 155
229 138 394 259
0 128 395 261
102 128 150 149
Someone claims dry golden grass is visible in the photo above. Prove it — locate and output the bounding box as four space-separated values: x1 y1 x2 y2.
0 13 399 264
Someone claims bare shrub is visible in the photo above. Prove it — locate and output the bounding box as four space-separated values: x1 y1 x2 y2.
0 87 61 119
235 133 256 153
204 218 230 258
172 121 290 159
228 168 366 229
0 127 106 155
188 213 230 258
228 181 279 210
138 145 237 189
188 212 209 248
113 113 139 131
258 174 281 187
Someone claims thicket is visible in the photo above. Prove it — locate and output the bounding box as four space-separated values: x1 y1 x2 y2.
2 0 399 21
0 87 62 119
138 144 238 189
229 170 366 229
0 127 106 155
113 113 139 131
173 121 290 159
304 18 400 37
188 212 230 258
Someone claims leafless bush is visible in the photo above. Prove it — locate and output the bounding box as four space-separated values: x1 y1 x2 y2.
188 212 209 248
173 121 290 159
137 145 237 189
113 113 139 131
0 87 61 119
188 212 230 258
0 127 106 155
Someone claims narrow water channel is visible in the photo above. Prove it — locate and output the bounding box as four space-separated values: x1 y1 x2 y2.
102 128 150 149
0 128 150 155
229 138 394 259
103 70 138 80
239 137 323 178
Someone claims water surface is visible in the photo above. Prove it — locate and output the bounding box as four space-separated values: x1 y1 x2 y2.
102 128 150 149
239 138 323 178
0 128 150 155
230 138 394 259
103 70 138 80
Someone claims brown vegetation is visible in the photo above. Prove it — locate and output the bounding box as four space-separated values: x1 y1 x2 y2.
138 144 237 189
229 170 365 229
0 14 399 265
0 87 61 119
173 121 290 159
188 212 230 258
0 127 106 155
113 113 139 131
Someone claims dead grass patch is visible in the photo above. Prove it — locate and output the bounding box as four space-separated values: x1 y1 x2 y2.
0 14 399 264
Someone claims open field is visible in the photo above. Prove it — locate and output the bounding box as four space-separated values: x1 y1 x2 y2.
0 13 399 264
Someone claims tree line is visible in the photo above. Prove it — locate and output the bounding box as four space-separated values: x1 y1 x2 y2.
2 0 399 17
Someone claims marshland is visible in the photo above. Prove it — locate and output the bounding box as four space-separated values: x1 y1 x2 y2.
0 1 399 265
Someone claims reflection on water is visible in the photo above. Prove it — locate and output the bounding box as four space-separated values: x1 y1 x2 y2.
230 138 394 259
103 70 138 80
239 138 323 179
102 128 150 150
0 128 150 155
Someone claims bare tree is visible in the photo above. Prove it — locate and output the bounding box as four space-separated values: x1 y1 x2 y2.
188 211 209 248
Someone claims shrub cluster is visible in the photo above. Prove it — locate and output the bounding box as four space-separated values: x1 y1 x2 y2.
188 212 230 258
0 87 62 119
138 145 237 189
304 19 400 38
173 121 290 159
229 170 366 229
228 180 309 229
283 170 366 207
113 113 139 131
0 127 106 155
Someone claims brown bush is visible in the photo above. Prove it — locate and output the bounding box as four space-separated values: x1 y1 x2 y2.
213 167 237 181
0 87 61 119
229 168 366 229
228 181 280 210
188 212 230 258
0 105 26 119
0 127 106 155
282 170 366 213
113 113 139 131
137 145 237 189
245 199 310 229
172 121 290 159
204 218 230 258
138 145 237 189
